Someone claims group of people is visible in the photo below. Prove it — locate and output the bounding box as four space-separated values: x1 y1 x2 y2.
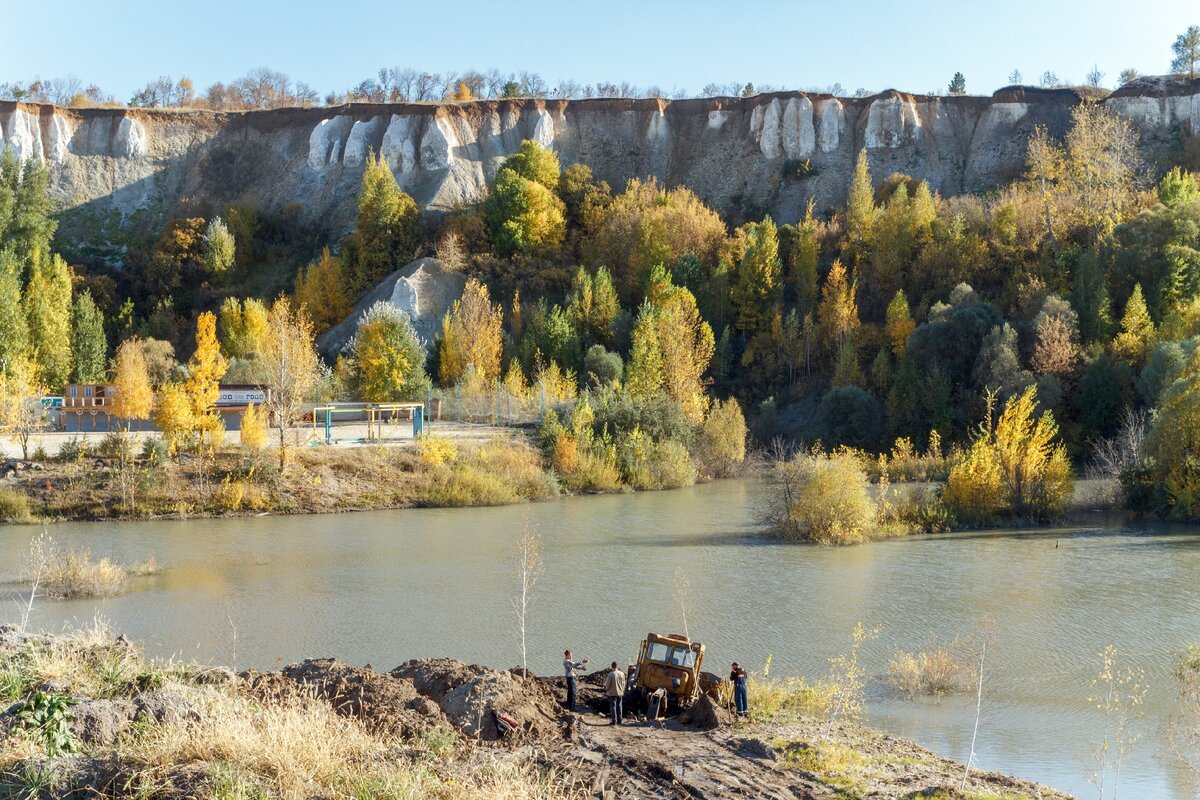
561 649 751 725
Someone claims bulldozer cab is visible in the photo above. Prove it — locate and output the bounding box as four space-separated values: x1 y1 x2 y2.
631 633 705 702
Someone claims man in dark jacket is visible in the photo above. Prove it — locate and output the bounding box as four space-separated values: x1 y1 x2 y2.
730 662 749 717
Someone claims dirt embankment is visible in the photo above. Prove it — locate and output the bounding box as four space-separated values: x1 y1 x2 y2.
0 627 1070 799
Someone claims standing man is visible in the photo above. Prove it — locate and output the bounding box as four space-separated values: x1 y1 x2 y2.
605 661 627 725
563 650 588 712
730 661 749 717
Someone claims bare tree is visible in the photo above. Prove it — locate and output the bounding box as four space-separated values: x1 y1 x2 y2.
1091 408 1148 480
514 523 544 677
18 530 52 634
961 618 995 790
1086 65 1106 89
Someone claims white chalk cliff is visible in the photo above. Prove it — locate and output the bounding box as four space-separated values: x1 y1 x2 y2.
2 76 1198 250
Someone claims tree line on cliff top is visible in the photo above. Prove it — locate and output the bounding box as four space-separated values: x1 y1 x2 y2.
2 26 1197 110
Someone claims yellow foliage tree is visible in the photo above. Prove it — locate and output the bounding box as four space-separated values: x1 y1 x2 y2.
260 297 323 471
0 356 47 460
1111 283 1155 366
295 248 352 335
109 339 154 433
186 312 228 452
154 383 195 455
698 398 747 478
944 386 1071 522
884 290 915 357
817 259 860 353
439 279 503 386
240 402 267 452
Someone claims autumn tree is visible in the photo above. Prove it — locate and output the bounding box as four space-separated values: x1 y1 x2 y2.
439 278 504 385
1031 296 1081 378
23 251 73 390
583 177 727 300
845 149 876 256
71 290 107 384
1025 125 1064 241
202 216 236 276
732 216 783 340
483 141 567 258
260 297 323 470
352 152 421 290
0 356 46 460
1111 284 1155 366
109 339 154 433
566 266 620 346
294 247 353 334
817 260 860 353
790 199 821 312
186 312 228 452
154 383 195 455
645 267 715 422
944 386 1072 522
240 403 267 452
625 304 664 401
347 301 427 401
884 290 915 357
218 297 269 359
1064 103 1140 241
697 398 747 478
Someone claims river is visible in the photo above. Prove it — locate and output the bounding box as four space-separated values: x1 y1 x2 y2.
2 478 1198 798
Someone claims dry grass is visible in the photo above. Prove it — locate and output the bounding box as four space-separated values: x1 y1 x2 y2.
0 621 576 800
24 536 159 599
887 640 975 699
0 485 36 523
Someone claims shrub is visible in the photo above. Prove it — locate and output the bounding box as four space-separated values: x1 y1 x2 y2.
649 439 697 489
0 486 34 522
569 447 624 493
141 436 170 464
773 450 877 545
96 432 133 461
887 641 974 698
696 398 747 478
41 551 127 599
57 436 91 461
416 434 458 469
591 390 696 447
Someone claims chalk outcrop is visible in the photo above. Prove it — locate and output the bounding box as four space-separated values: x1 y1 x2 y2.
1 76 1198 253
316 257 466 358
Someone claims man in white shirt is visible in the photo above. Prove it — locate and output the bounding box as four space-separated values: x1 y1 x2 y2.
563 649 588 712
605 661 627 725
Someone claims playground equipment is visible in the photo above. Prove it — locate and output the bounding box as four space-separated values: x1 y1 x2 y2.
310 402 425 445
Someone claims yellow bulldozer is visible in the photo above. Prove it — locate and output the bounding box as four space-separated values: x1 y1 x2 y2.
628 633 719 711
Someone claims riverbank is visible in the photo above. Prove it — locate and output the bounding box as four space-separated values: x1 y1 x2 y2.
0 625 1069 800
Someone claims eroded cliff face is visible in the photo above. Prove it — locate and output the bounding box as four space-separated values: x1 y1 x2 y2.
2 77 1198 249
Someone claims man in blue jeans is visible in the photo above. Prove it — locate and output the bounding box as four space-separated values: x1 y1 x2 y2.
730 661 749 717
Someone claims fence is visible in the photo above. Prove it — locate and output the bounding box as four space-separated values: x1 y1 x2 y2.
426 382 575 428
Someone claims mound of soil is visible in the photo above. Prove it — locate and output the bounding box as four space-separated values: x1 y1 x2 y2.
241 658 446 738
393 658 564 741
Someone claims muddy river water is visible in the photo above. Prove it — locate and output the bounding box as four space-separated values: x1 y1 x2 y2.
3 478 1199 798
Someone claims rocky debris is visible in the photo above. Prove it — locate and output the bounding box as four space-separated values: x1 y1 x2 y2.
316 257 466 358
69 699 136 745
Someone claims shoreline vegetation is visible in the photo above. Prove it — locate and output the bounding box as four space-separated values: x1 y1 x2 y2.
0 622 1072 800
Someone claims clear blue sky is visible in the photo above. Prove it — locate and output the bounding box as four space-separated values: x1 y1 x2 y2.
1 0 1194 99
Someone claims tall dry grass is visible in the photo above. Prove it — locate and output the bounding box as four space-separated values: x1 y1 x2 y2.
887 640 975 699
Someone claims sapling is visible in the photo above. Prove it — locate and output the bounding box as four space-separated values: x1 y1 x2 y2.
513 522 543 677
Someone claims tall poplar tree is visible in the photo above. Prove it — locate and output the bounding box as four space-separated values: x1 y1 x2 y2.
23 251 73 390
71 289 108 384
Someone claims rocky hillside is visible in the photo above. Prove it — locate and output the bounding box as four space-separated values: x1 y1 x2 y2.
2 77 1198 244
